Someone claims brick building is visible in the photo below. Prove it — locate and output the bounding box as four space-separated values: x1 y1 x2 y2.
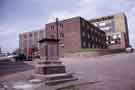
89 12 129 49
19 29 46 58
45 17 106 55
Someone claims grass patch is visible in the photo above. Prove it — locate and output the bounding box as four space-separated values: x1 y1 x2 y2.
79 48 106 52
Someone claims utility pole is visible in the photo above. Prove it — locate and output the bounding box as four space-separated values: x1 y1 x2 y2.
56 18 59 58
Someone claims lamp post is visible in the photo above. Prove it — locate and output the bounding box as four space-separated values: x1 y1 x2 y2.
56 18 59 58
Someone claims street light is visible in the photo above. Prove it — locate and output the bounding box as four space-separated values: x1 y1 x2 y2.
56 18 59 58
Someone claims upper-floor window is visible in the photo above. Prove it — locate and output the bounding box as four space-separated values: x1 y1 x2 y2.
29 33 32 37
83 41 86 47
91 28 93 33
82 20 85 27
51 25 54 29
99 22 106 26
60 33 64 38
93 23 98 27
60 24 63 28
88 34 90 39
23 34 27 39
113 35 117 39
95 38 97 42
95 30 97 34
34 32 37 36
91 36 94 40
108 36 111 40
82 32 85 37
111 41 115 44
100 27 111 31
86 23 89 29
118 34 121 38
88 43 91 48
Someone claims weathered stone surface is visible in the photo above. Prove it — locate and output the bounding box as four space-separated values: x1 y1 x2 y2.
35 65 66 75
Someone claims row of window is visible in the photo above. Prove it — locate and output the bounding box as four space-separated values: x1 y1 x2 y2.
90 16 114 22
106 39 121 45
22 31 44 39
82 31 105 39
81 20 105 38
106 34 121 41
81 20 99 33
50 23 63 30
82 35 105 43
50 32 64 39
82 41 106 48
100 26 112 31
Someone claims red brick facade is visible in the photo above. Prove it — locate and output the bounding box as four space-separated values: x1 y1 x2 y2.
45 17 106 56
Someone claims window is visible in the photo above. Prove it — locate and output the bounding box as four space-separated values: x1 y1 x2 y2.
82 32 85 37
95 38 97 42
96 31 99 36
108 36 111 40
29 33 32 37
88 43 91 48
88 34 90 39
60 24 63 28
106 41 109 45
111 41 115 44
92 36 94 41
60 33 64 37
100 27 111 31
91 28 93 32
82 21 85 27
23 34 27 39
118 34 121 38
34 32 37 36
99 22 106 26
51 25 54 29
91 36 93 40
92 44 95 48
115 39 121 44
98 39 101 43
83 42 86 47
87 23 89 29
93 23 98 27
113 35 117 39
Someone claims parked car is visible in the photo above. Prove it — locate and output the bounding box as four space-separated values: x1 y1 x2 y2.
125 47 134 53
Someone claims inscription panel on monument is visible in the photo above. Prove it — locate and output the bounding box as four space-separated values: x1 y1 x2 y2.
44 66 66 74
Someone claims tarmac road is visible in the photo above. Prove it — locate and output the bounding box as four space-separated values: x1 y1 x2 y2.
0 61 34 76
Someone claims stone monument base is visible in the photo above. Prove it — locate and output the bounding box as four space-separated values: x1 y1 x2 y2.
34 72 77 85
34 59 77 85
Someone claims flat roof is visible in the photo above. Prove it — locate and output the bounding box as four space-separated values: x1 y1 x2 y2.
38 38 60 43
89 12 125 22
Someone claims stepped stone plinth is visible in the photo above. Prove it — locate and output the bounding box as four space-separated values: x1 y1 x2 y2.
34 38 77 85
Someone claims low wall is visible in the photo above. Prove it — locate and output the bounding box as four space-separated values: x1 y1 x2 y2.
64 49 125 58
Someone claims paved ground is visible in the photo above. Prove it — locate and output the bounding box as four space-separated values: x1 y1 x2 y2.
62 52 135 90
0 52 135 90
